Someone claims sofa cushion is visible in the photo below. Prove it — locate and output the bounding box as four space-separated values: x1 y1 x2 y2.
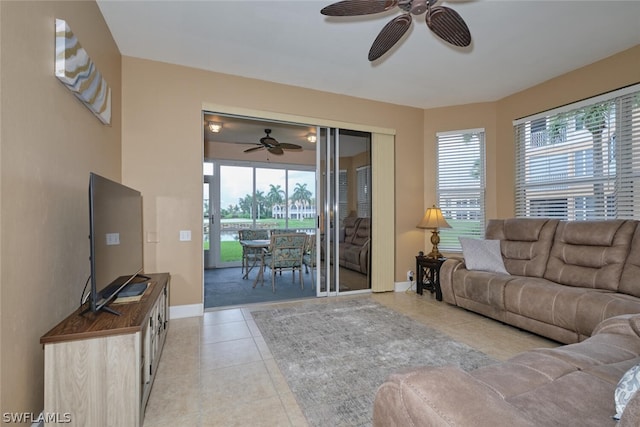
615 363 640 420
459 237 509 274
486 218 558 278
544 220 636 291
342 217 360 244
373 366 539 427
574 292 640 338
504 278 587 335
506 370 618 427
452 269 513 311
351 217 370 247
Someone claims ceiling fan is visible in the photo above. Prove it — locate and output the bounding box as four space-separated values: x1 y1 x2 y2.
243 129 303 155
320 0 472 61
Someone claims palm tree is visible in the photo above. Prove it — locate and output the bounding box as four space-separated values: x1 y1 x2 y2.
238 194 253 218
255 190 266 219
266 184 285 207
291 183 312 206
581 102 612 218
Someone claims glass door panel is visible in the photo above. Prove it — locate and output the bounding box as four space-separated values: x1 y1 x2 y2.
256 168 286 232
287 170 317 233
218 165 253 267
317 127 372 296
318 127 338 295
204 162 214 269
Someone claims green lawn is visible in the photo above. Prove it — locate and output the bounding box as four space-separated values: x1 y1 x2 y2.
206 219 317 262
221 241 243 262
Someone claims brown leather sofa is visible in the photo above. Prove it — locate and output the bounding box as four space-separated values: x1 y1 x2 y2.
373 219 640 426
440 218 640 344
338 217 370 274
373 313 640 426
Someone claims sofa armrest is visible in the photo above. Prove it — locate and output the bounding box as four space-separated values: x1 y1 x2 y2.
621 384 640 427
359 239 370 274
373 366 537 427
440 257 465 305
593 313 640 339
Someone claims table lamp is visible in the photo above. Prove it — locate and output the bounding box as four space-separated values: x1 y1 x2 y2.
417 205 451 259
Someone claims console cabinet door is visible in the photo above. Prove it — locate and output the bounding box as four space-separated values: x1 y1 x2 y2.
44 333 141 426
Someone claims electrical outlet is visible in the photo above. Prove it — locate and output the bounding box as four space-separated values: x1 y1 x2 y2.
407 270 414 281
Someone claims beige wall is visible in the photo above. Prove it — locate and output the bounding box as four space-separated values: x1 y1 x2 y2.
0 0 121 418
121 57 424 306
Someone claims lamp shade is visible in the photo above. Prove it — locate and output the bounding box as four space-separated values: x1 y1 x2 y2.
417 206 451 229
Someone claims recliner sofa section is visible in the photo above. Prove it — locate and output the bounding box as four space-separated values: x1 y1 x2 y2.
338 216 370 274
373 313 640 426
440 218 640 344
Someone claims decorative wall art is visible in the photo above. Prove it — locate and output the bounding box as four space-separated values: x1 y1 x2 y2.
55 18 112 125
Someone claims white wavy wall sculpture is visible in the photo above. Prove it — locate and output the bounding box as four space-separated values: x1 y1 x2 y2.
55 18 112 125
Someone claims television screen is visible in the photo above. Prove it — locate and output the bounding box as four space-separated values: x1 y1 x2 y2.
88 172 144 314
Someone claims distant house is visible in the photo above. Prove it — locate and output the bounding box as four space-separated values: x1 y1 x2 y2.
272 202 316 220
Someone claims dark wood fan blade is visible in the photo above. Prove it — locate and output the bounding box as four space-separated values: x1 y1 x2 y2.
426 6 471 47
321 0 398 16
278 143 303 150
260 136 278 147
368 14 412 61
244 146 264 153
268 146 284 155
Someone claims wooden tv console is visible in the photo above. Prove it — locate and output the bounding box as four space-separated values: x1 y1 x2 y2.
40 272 170 427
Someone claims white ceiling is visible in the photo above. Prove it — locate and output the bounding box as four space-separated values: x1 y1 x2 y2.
97 0 640 110
96 0 640 151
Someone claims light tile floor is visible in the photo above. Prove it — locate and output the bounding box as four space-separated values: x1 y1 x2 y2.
142 291 560 427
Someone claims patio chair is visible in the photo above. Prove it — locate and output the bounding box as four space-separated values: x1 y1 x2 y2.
262 233 307 292
302 234 317 289
270 228 297 235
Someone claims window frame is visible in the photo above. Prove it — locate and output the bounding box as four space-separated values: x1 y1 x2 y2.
436 128 486 252
514 83 640 220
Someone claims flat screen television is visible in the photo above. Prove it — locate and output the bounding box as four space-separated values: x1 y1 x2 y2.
86 172 145 315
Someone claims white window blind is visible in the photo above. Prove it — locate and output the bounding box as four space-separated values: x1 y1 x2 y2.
357 165 371 218
436 129 486 251
339 170 348 225
515 84 640 220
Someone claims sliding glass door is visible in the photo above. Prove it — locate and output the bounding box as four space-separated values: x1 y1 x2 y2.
316 127 372 296
205 161 316 269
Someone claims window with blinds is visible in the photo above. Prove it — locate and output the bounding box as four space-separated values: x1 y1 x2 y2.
436 129 486 251
339 170 348 225
514 84 640 220
357 165 371 218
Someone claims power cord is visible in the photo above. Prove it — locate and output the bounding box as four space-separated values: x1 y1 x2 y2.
80 275 91 308
405 271 415 293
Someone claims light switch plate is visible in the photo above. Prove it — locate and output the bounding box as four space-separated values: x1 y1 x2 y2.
179 230 191 241
106 233 120 245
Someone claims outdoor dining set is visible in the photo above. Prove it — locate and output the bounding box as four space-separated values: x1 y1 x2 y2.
239 229 316 292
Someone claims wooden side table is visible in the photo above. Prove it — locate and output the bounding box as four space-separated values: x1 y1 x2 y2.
416 256 446 301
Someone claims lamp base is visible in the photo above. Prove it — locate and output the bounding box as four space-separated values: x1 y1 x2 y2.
428 229 442 259
427 249 443 259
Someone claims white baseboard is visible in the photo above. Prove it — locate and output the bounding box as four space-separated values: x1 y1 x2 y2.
394 280 414 292
169 303 203 319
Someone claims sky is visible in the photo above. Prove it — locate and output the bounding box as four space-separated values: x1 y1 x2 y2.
208 164 316 210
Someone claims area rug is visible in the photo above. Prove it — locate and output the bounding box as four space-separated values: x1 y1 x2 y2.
251 297 496 427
